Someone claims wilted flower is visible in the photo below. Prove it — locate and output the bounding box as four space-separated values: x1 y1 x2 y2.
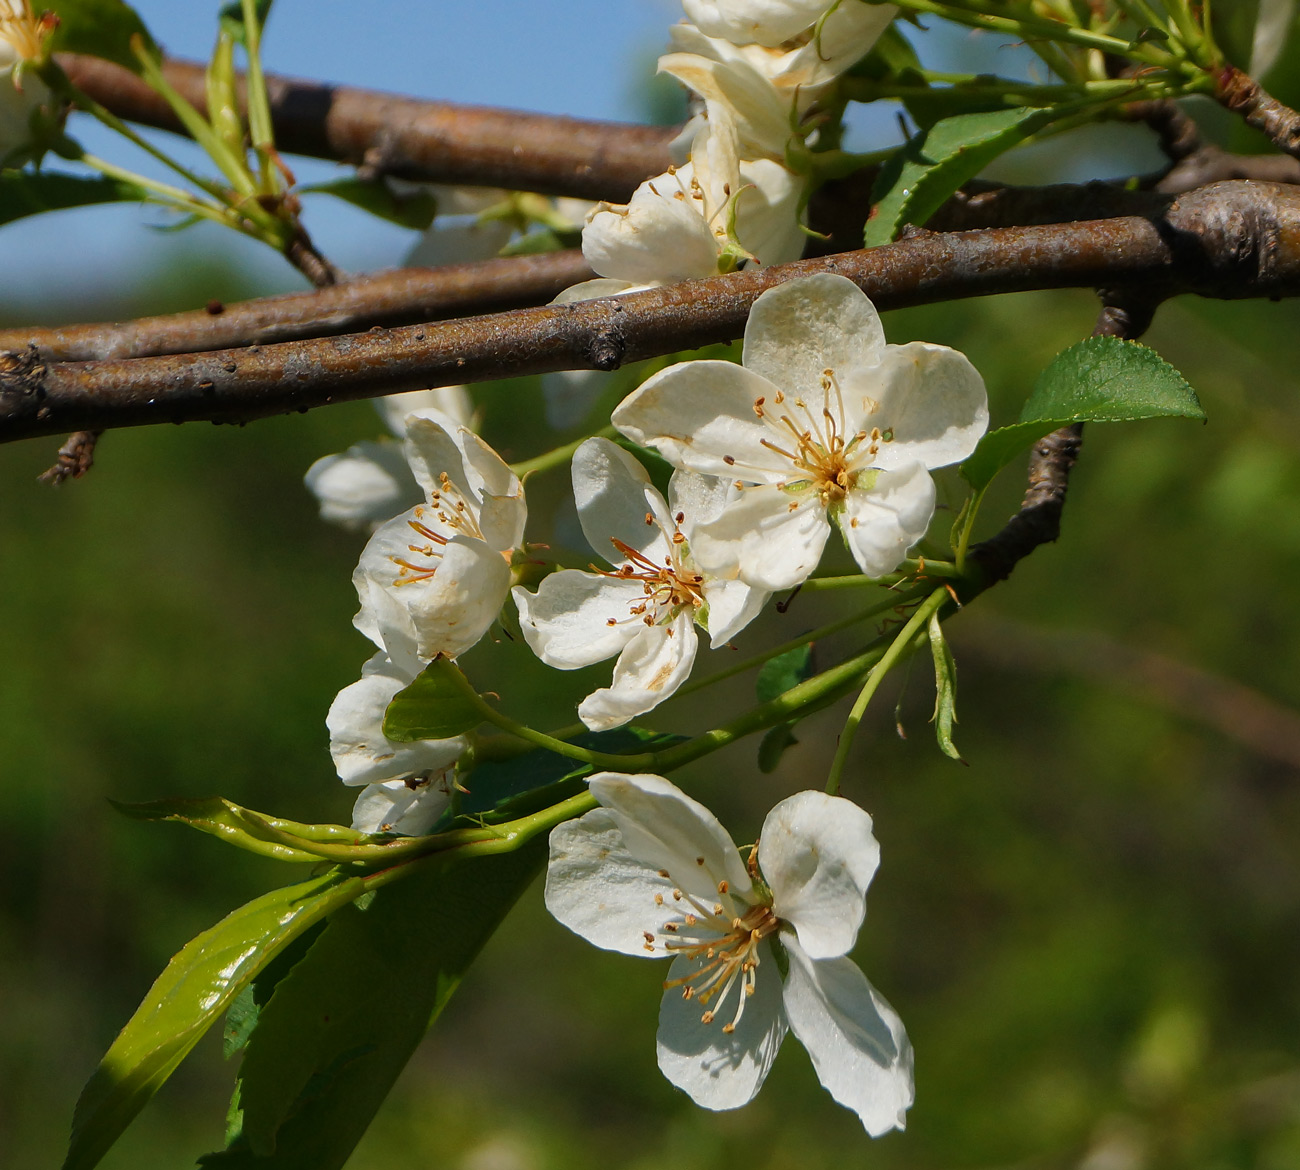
613 273 988 591
546 772 913 1133
512 438 767 731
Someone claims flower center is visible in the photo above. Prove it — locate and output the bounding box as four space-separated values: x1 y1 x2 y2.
391 472 484 585
749 369 892 505
0 2 49 64
598 530 705 630
649 876 782 1034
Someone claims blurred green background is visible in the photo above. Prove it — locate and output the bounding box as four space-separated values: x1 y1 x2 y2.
5 35 1300 1170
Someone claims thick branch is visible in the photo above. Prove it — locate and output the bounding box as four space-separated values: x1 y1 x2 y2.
58 54 676 204
0 250 594 361
3 181 1299 444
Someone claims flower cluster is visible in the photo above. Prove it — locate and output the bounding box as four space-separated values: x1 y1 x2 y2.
0 0 52 164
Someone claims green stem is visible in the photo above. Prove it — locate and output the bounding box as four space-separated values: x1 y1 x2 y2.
824 587 949 795
77 151 238 228
675 584 930 699
510 425 617 478
240 0 278 192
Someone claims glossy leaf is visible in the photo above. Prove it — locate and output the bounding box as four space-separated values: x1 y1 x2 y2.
962 337 1205 491
200 842 546 1168
49 0 159 72
0 172 148 229
865 107 1058 247
219 0 275 44
62 871 366 1170
383 657 484 742
928 610 963 763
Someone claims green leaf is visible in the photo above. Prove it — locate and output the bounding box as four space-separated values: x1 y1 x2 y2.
0 171 148 228
62 871 366 1170
461 726 684 822
199 842 545 1169
928 610 963 763
847 23 922 83
300 178 436 231
383 658 485 742
756 644 814 703
111 796 368 863
49 0 159 72
219 0 275 44
961 337 1205 491
864 107 1058 247
755 644 815 773
222 926 326 1061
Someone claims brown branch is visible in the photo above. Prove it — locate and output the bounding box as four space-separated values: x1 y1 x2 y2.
57 54 676 204
964 289 1157 591
3 181 1299 445
0 250 594 361
1218 66 1300 162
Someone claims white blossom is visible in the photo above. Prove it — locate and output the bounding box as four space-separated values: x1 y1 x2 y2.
546 773 913 1133
353 416 526 663
681 0 895 50
613 273 988 591
328 648 466 836
0 0 50 162
661 11 896 162
567 114 804 301
512 438 767 732
305 387 474 532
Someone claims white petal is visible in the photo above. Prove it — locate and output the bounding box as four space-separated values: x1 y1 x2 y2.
375 386 474 436
572 437 671 565
656 941 788 1109
734 159 807 266
587 772 753 902
682 0 836 46
552 277 645 304
668 469 736 531
582 168 723 285
658 50 795 162
512 572 644 669
455 428 526 551
760 792 880 960
402 415 476 502
851 342 989 472
612 360 790 481
351 566 423 667
357 526 511 661
544 807 679 956
701 577 769 647
743 274 887 403
351 778 451 837
692 484 831 592
304 441 420 531
578 613 699 731
326 653 466 788
838 463 935 579
781 937 914 1136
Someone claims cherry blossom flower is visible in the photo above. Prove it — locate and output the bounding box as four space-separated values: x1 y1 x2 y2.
565 114 804 301
0 0 51 162
305 387 474 531
546 773 913 1133
613 273 988 591
512 438 767 731
328 648 466 836
353 415 526 663
662 10 897 162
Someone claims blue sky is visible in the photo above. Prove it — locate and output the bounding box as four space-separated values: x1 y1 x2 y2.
9 0 685 302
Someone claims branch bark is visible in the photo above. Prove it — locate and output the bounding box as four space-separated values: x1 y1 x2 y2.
57 54 676 204
4 181 1298 445
0 250 594 361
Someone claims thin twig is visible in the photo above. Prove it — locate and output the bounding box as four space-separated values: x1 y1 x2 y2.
57 54 677 203
37 429 102 484
1218 66 1300 162
3 181 1299 444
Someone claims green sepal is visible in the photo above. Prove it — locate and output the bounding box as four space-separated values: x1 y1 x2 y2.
961 336 1205 491
928 609 964 763
383 657 485 742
